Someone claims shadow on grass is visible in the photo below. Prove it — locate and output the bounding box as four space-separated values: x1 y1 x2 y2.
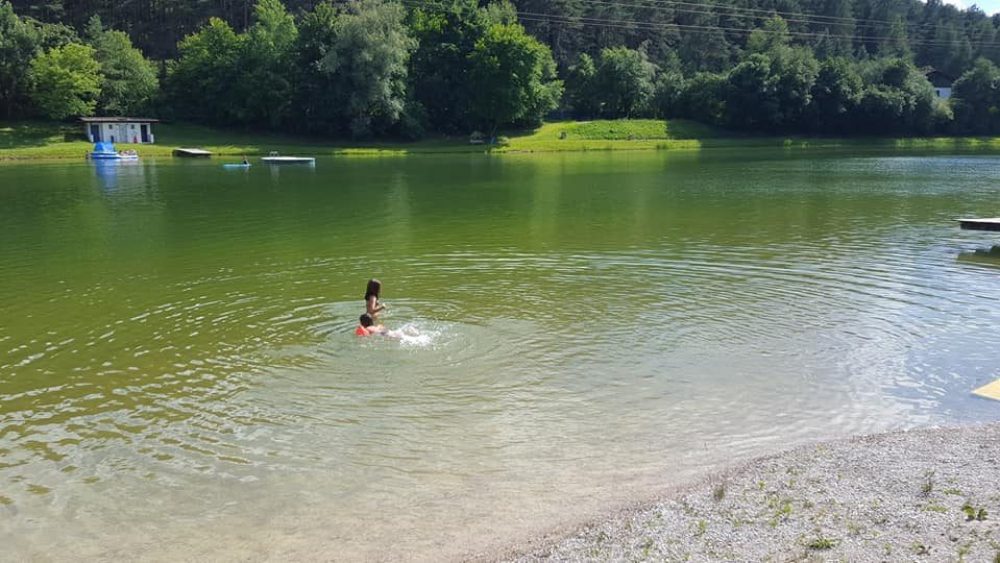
0 122 78 149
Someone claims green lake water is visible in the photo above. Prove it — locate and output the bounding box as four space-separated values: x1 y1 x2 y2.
1 151 999 559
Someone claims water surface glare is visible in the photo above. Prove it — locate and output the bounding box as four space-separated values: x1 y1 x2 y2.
1 151 999 560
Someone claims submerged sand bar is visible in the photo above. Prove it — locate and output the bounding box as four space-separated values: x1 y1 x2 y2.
506 424 1000 562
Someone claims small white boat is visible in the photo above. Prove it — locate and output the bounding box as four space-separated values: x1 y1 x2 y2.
261 151 315 165
223 162 251 169
89 142 139 161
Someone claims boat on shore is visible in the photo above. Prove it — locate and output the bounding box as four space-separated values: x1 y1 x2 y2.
88 142 139 161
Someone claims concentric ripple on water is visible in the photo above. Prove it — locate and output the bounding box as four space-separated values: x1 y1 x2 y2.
1 151 999 560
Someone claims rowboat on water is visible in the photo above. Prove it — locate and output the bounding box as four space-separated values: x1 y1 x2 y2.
223 163 251 169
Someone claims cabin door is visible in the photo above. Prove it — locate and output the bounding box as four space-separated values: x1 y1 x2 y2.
90 124 101 142
140 124 149 143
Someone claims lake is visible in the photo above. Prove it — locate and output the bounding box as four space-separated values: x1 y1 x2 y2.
1 150 999 560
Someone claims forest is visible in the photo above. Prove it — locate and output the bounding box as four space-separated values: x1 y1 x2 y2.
3 0 1000 137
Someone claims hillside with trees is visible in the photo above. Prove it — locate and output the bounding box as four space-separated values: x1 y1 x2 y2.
3 0 1000 138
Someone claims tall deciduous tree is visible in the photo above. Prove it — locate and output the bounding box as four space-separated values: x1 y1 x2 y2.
85 16 158 115
293 0 340 133
468 22 562 135
239 0 298 128
594 46 658 118
0 1 39 118
808 57 863 133
565 53 599 118
320 0 415 138
407 0 485 133
29 42 102 119
677 72 727 125
951 58 1000 135
167 18 244 125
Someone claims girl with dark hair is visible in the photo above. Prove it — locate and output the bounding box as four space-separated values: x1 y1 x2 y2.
365 279 386 319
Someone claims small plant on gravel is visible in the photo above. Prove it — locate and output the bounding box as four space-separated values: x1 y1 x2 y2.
640 537 654 558
961 503 987 521
694 519 707 537
924 504 948 513
912 542 931 556
944 488 963 496
921 469 936 496
712 482 726 501
807 536 838 550
767 497 794 527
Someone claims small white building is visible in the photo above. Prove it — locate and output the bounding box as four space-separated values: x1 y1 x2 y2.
81 117 159 144
925 69 954 100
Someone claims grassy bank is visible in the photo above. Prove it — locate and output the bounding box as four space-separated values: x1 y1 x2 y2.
3 119 1000 161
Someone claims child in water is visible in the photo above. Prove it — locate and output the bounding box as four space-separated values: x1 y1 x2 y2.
365 279 386 319
356 313 387 337
355 313 423 341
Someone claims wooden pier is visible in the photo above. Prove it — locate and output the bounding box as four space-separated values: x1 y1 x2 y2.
959 218 1000 232
172 147 212 158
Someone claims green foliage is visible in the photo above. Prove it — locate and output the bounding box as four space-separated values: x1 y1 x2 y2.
481 0 518 26
652 70 685 119
726 54 778 130
952 59 1000 135
240 0 298 128
678 72 727 125
747 16 790 54
807 536 838 550
855 59 935 134
468 22 562 133
0 1 40 118
565 53 598 118
594 46 658 118
318 0 415 138
86 17 158 115
407 0 485 133
809 57 863 133
168 18 244 125
769 47 819 128
722 18 819 132
2 0 996 137
293 1 340 133
961 502 988 521
28 42 101 119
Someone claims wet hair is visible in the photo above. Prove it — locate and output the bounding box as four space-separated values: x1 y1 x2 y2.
365 279 382 300
359 313 375 328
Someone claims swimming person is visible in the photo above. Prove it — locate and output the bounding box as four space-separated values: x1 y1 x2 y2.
365 279 386 319
356 313 387 337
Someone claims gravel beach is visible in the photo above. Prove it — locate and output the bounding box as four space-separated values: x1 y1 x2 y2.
504 423 1000 562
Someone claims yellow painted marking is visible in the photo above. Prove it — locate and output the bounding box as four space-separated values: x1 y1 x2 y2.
972 379 1000 401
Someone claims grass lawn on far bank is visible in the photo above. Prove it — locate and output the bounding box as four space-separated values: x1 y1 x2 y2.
4 119 1000 161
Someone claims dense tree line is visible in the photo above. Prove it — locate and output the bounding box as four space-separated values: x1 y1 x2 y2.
3 0 1000 136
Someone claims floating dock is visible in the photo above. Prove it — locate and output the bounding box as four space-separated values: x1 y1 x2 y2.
261 156 315 165
959 218 1000 232
173 148 212 158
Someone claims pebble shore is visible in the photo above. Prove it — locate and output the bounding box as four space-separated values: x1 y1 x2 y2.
505 423 1000 562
